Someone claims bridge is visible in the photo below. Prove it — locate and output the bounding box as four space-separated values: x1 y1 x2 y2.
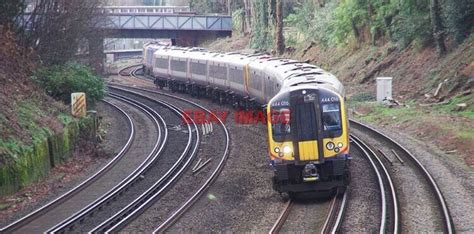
100 6 232 45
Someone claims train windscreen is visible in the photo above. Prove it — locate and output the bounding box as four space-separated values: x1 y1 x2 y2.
322 103 342 137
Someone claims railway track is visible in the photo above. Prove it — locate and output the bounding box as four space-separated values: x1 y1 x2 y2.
350 134 399 233
350 119 454 233
104 84 231 232
118 64 141 77
269 192 348 234
0 100 140 233
47 90 201 232
87 87 201 232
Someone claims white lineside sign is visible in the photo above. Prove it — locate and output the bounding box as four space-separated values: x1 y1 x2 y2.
71 92 87 117
376 77 392 103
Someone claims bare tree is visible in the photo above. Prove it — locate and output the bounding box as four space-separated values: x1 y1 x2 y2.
429 0 446 56
17 0 105 66
275 0 284 54
243 0 252 35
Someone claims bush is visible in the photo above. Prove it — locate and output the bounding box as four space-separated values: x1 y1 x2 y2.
32 62 105 107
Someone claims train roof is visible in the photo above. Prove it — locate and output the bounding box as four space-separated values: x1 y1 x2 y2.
282 71 344 95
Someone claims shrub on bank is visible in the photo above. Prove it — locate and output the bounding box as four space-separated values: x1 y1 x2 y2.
33 62 105 107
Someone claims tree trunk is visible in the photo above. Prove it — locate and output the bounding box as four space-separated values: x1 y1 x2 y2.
268 0 276 27
430 0 446 56
243 0 252 34
275 0 285 54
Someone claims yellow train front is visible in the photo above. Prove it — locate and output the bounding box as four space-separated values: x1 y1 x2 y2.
267 84 350 195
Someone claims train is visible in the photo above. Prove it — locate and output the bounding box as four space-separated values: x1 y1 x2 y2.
142 42 351 196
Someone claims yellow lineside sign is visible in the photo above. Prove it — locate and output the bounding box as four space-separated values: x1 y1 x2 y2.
71 92 87 117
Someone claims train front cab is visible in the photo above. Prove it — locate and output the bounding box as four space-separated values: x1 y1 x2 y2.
267 86 350 195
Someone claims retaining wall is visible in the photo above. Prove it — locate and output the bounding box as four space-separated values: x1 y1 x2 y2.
0 118 93 196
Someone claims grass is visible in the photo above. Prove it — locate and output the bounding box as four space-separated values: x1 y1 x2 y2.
434 94 474 119
0 203 11 210
0 100 55 161
349 93 419 125
17 101 53 145
359 104 418 124
458 130 474 140
58 114 74 125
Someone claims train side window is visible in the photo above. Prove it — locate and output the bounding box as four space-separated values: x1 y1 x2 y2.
156 58 168 69
191 62 206 76
210 65 226 80
251 73 262 90
171 59 186 72
229 68 243 84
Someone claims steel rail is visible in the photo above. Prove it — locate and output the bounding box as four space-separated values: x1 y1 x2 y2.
321 194 339 234
132 88 230 233
91 87 201 233
130 66 154 82
118 64 142 76
350 119 454 234
330 190 348 234
0 100 135 233
320 191 348 234
350 134 399 233
47 94 169 233
268 200 294 234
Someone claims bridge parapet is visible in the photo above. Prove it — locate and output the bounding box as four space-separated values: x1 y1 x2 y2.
101 6 192 15
102 14 232 31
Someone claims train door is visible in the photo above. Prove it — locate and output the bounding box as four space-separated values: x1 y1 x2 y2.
289 89 324 163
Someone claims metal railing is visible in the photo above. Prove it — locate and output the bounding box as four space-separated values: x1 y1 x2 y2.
101 6 192 15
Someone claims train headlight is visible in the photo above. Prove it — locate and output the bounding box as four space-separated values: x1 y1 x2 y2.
274 147 280 153
326 142 335 150
283 146 292 154
337 142 343 148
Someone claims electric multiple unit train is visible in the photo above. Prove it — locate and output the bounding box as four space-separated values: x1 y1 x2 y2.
142 42 350 195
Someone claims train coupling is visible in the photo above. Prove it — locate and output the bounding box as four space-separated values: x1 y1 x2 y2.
302 163 319 182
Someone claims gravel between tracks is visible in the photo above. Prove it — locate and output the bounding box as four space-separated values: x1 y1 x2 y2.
340 145 381 233
280 201 331 233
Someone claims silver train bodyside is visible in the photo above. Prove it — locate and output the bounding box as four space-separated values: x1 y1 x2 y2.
142 44 344 107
